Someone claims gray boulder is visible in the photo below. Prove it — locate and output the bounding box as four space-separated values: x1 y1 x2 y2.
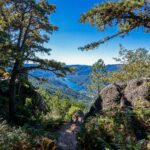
85 78 150 119
100 84 122 110
72 110 84 124
124 78 150 107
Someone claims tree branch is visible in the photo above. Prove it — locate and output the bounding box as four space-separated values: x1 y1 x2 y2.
78 25 138 51
78 31 124 51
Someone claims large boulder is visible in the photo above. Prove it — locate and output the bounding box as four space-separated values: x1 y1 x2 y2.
86 78 150 118
100 84 122 110
124 78 150 107
72 110 84 124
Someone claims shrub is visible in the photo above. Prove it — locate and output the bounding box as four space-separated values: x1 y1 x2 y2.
40 89 86 122
0 119 57 150
77 107 150 150
64 105 81 121
0 120 30 150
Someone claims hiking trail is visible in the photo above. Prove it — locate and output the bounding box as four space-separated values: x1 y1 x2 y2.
56 122 80 150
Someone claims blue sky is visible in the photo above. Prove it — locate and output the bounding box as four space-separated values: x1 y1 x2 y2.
41 0 150 65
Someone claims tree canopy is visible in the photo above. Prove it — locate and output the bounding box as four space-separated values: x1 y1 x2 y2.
0 0 71 76
0 0 71 123
89 59 107 97
108 46 150 83
79 0 150 50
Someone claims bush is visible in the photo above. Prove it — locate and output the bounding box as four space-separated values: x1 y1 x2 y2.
64 105 81 121
0 119 57 150
0 68 5 77
0 120 30 150
39 89 86 122
77 106 150 150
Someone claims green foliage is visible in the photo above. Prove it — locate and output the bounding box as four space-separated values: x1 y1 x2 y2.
0 67 5 76
89 59 107 97
0 119 57 150
79 0 150 50
0 0 72 76
65 105 82 121
39 89 86 122
0 120 30 150
77 106 150 150
0 79 85 124
0 80 86 148
107 46 150 83
25 98 32 107
0 0 72 123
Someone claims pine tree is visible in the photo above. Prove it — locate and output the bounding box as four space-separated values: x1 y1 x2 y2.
79 0 150 50
0 0 71 123
89 59 107 98
108 46 150 83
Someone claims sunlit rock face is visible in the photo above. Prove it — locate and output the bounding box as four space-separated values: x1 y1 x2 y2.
100 84 122 110
85 78 150 118
124 79 150 107
101 78 150 110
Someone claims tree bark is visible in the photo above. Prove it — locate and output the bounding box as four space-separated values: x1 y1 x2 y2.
9 60 19 123
98 84 100 97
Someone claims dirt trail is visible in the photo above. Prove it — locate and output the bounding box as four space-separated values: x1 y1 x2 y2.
56 122 80 150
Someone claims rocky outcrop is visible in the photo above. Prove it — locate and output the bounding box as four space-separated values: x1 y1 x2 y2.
84 96 102 120
85 78 150 118
100 84 123 110
124 79 150 107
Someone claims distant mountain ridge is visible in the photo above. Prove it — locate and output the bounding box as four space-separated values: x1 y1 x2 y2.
29 64 121 102
68 64 120 75
65 64 121 90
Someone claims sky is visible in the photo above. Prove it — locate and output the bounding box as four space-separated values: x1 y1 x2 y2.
41 0 150 65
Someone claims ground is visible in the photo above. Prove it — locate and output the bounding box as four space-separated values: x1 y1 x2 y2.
57 122 80 150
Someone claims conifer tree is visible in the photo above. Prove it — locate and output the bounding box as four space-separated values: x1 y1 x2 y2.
79 0 150 50
89 59 107 97
0 0 71 123
108 46 150 83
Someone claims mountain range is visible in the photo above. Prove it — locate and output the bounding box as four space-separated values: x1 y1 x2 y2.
29 64 120 103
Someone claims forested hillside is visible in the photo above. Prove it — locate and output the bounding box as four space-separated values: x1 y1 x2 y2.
29 64 120 103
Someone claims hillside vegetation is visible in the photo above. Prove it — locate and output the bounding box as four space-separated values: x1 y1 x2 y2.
0 77 85 149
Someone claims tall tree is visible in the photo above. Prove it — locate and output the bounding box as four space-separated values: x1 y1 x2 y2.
79 0 150 50
89 59 107 98
0 0 71 123
108 46 150 83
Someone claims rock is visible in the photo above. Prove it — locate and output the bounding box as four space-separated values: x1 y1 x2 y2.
72 110 84 124
124 78 150 107
86 78 150 118
100 84 122 110
101 78 150 110
84 96 102 120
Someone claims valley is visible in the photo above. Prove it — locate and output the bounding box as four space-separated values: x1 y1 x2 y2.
29 64 120 103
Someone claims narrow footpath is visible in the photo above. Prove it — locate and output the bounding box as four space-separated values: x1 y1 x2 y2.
56 122 80 150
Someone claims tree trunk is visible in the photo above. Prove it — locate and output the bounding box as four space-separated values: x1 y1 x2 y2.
9 60 19 123
97 85 100 97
